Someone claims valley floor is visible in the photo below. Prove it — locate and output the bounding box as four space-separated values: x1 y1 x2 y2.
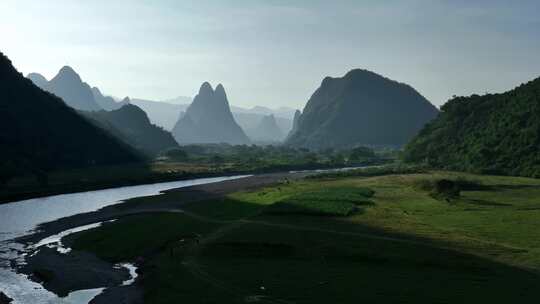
21 170 540 303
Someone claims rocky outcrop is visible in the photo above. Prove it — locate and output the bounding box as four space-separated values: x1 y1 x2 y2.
172 82 250 145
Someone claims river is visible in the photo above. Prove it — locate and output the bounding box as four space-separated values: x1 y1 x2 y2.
0 175 251 304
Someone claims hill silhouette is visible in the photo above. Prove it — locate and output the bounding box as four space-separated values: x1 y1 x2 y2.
28 66 102 111
172 83 250 145
285 69 439 149
92 87 126 110
403 77 540 177
83 102 179 157
0 52 142 185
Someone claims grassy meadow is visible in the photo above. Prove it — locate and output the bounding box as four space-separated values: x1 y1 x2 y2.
71 170 540 303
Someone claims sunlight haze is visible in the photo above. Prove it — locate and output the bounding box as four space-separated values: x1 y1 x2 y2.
1 0 539 108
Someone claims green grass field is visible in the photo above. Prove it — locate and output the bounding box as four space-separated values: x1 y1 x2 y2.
264 187 373 216
71 171 540 303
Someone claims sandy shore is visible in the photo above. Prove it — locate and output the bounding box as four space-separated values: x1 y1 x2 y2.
15 172 307 302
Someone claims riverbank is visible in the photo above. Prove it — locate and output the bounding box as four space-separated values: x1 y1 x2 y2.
16 172 304 246
0 160 388 204
10 172 304 302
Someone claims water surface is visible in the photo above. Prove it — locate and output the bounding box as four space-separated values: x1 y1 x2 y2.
0 175 250 304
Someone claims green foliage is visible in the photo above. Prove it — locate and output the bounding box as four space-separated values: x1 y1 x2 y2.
165 143 389 173
403 77 540 177
308 164 425 179
420 179 461 200
349 146 376 161
414 177 486 201
163 148 188 161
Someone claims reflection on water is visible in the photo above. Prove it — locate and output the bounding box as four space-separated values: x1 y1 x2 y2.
61 288 105 304
0 175 250 304
0 175 250 242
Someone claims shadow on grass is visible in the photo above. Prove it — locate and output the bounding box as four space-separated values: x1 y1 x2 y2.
30 175 538 304
464 198 513 207
64 183 540 304
487 184 540 191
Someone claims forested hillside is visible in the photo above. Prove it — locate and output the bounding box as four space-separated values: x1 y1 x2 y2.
403 77 540 177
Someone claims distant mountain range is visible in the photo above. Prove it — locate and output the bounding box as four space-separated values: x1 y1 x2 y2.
172 83 251 145
82 101 178 157
27 67 125 111
0 52 142 184
404 76 540 177
245 114 285 143
233 112 293 142
230 105 297 119
131 95 296 142
130 98 189 131
26 66 297 144
286 69 439 149
92 87 128 110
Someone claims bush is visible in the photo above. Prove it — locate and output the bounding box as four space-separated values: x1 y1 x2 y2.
413 177 485 202
432 179 461 199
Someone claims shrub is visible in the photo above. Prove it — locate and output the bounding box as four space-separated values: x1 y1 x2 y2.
413 177 485 202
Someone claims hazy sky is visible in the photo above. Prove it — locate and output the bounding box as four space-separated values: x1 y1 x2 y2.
1 0 539 109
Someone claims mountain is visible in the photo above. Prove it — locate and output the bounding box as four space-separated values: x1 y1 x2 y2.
129 97 295 134
27 72 48 88
130 98 188 130
246 114 285 143
403 77 540 177
234 112 293 139
0 52 142 184
28 66 102 111
172 82 250 145
162 96 192 105
92 87 126 110
285 69 439 149
82 101 178 157
230 105 297 120
288 109 301 138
